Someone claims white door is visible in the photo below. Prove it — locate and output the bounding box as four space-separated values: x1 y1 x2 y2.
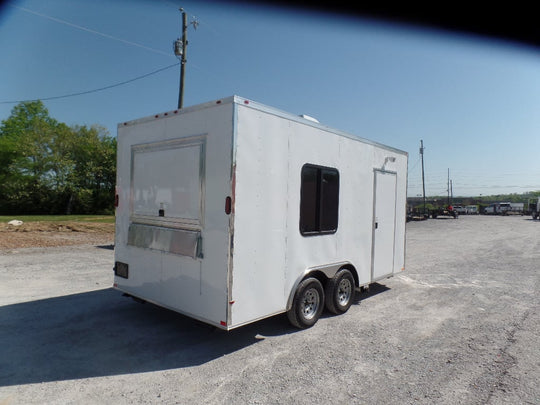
372 170 397 280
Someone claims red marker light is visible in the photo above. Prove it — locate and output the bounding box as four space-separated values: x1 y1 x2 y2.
225 196 232 215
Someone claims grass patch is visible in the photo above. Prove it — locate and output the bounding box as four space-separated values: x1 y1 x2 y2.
0 215 115 223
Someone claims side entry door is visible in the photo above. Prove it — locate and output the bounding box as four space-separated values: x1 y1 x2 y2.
372 170 397 280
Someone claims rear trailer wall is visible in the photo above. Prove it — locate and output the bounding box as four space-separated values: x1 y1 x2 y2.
114 101 235 328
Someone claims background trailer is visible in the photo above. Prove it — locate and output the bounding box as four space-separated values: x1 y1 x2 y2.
114 96 408 330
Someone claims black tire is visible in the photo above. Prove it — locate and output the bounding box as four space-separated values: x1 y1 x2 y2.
287 278 325 329
325 269 355 315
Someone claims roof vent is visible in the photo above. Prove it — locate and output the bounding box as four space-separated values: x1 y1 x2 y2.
299 114 319 123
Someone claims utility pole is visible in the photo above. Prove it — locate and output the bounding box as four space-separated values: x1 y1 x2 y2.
174 9 188 109
447 168 451 206
420 140 426 215
173 9 199 109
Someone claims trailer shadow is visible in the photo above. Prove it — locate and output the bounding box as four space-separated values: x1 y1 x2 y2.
330 282 390 314
0 282 391 387
0 288 274 387
353 282 390 304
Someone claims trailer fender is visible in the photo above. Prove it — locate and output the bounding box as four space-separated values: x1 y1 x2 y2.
286 262 357 311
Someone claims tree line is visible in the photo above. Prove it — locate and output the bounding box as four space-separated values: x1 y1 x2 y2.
0 101 116 215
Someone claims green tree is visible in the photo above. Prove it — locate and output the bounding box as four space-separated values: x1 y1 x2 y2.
0 101 116 214
65 125 116 214
0 101 59 213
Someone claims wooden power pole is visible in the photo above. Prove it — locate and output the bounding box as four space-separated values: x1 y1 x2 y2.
174 9 188 109
420 140 426 215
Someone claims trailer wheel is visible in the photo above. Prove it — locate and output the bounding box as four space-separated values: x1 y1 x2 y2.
325 269 355 315
287 278 325 329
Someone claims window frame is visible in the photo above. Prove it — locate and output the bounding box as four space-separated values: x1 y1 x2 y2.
130 135 206 231
299 163 340 236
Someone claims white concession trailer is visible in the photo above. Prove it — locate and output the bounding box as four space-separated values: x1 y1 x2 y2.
114 96 408 330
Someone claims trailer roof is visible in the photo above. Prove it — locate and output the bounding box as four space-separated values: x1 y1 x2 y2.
118 95 408 157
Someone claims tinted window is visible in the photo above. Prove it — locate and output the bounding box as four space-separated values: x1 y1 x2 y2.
320 169 339 231
300 164 339 235
300 165 318 233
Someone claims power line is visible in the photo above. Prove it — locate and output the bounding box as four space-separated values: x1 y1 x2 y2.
9 3 173 58
11 2 224 87
0 63 180 104
407 156 421 174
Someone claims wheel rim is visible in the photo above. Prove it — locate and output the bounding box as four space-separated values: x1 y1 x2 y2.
337 278 352 306
301 288 320 320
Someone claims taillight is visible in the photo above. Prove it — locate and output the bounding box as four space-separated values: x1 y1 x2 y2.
225 196 232 215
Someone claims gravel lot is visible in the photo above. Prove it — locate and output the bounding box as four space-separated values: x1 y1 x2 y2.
0 215 538 404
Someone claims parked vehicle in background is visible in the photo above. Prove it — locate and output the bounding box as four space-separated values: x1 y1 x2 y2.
529 197 540 220
453 206 467 214
465 205 479 214
509 203 524 215
484 202 512 215
430 205 458 219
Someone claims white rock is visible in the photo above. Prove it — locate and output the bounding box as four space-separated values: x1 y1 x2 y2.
7 220 23 226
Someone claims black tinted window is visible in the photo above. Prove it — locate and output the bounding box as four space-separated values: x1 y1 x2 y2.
300 164 339 235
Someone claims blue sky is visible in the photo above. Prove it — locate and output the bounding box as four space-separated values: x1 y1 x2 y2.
1 0 540 197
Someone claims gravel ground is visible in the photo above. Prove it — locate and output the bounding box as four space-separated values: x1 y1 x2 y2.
0 215 538 404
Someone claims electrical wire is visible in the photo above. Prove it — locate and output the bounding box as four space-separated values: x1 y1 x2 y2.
4 3 224 102
0 63 180 104
407 156 421 175
9 3 173 58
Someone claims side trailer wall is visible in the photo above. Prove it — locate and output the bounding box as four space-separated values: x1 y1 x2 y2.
230 102 407 327
229 105 290 325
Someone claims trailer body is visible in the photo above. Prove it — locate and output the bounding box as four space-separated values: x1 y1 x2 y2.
484 202 518 215
114 96 408 330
